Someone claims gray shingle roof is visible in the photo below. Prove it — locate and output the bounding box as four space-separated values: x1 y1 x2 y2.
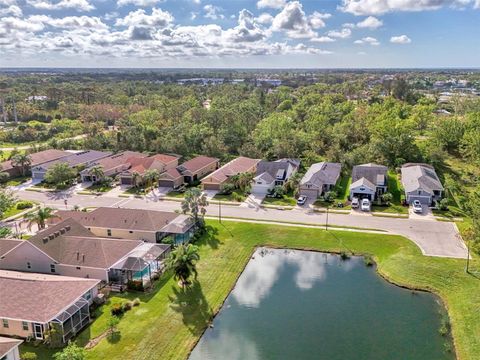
351 163 387 186
255 159 300 181
401 163 443 194
300 162 341 189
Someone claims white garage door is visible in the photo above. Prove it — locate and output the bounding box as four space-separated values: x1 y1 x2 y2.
407 195 431 205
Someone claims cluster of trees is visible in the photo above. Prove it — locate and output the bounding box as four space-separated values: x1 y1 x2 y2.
0 119 84 144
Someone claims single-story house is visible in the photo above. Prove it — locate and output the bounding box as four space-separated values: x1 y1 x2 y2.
177 156 220 184
0 219 171 285
299 162 341 199
0 149 69 178
0 336 22 360
80 151 146 182
31 150 112 181
51 207 195 244
158 168 184 189
119 154 179 186
201 156 260 191
252 158 300 194
349 163 388 200
0 269 99 343
401 163 444 205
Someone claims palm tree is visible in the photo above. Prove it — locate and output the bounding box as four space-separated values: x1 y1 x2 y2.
181 187 208 226
89 165 104 184
23 207 58 230
166 243 200 288
144 169 160 191
237 172 255 193
284 171 303 197
11 153 32 177
131 171 141 188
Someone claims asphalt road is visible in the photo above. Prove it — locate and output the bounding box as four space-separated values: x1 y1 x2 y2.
16 189 469 259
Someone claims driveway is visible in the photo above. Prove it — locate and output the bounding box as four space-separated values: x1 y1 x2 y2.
15 189 468 259
409 205 436 220
9 178 41 191
203 189 219 200
241 193 266 209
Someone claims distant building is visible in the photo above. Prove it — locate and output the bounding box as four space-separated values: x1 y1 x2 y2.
256 79 282 87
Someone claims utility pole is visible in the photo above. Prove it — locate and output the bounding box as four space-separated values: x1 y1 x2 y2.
325 205 329 231
218 198 222 223
0 98 6 123
12 99 17 123
465 237 470 273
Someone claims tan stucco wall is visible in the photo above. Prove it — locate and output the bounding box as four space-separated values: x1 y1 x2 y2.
56 264 108 282
0 242 53 274
0 320 35 339
87 227 156 242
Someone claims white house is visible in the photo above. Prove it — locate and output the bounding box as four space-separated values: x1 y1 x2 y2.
251 159 300 194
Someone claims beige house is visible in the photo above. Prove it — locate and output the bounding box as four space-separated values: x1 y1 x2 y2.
119 154 179 186
80 151 146 183
0 337 22 360
158 167 184 189
0 219 171 286
201 156 260 191
52 208 195 244
0 270 99 343
177 156 220 184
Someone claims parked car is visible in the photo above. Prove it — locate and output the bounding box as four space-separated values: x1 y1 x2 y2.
297 195 307 206
361 198 371 212
412 200 423 213
351 197 359 209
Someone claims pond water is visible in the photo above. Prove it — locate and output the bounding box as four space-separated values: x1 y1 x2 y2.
189 248 454 360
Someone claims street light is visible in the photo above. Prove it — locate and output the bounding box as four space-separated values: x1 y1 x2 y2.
218 198 222 223
325 204 329 231
465 237 470 273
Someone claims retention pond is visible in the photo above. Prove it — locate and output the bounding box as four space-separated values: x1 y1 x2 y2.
190 248 453 360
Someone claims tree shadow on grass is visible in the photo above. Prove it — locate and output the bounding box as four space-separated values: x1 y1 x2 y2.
200 225 222 249
168 280 213 336
107 331 122 344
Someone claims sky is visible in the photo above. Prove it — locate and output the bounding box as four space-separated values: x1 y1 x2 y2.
0 0 480 68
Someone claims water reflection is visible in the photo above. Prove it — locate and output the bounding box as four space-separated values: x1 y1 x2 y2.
232 248 330 307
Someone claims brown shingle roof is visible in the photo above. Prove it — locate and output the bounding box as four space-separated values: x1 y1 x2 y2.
161 167 183 180
151 154 178 165
29 218 142 268
0 239 23 257
0 149 69 171
0 270 99 323
179 156 219 174
201 156 260 185
37 150 112 170
0 336 23 358
55 208 181 232
83 151 146 174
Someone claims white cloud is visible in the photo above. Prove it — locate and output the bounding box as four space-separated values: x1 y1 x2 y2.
27 0 94 11
225 9 267 42
390 34 411 43
257 0 285 9
327 28 352 38
271 1 316 38
354 36 380 45
308 11 331 29
117 0 164 7
256 12 273 24
0 4 22 16
342 22 356 28
203 4 224 20
190 12 197 20
310 36 335 43
475 0 480 8
340 0 477 15
356 16 383 29
115 8 174 27
192 0 200 4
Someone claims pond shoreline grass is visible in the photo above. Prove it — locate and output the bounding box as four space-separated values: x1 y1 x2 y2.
21 220 478 360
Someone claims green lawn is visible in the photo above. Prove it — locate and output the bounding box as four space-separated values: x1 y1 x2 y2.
262 190 296 206
372 204 408 214
5 176 30 187
1 206 24 219
212 191 246 202
124 187 147 196
21 221 479 360
371 172 408 214
85 183 114 193
335 175 351 202
166 190 186 198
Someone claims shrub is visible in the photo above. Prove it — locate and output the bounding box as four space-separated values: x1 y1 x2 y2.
110 303 124 316
340 251 350 260
232 192 243 202
16 201 34 210
123 301 133 312
324 191 337 203
127 280 144 292
220 183 235 195
363 255 374 267
133 298 141 306
0 172 9 184
21 352 38 360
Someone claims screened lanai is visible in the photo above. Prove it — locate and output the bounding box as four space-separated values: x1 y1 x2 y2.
51 298 90 343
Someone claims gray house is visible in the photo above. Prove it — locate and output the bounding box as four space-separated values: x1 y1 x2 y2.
299 162 341 199
251 159 300 194
31 150 112 181
349 163 388 200
401 163 443 205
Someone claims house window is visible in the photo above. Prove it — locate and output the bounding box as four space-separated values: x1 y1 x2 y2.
26 262 31 269
129 231 133 234
418 191 422 195
76 266 81 270
50 264 56 273
107 229 112 236
22 321 29 331
2 319 8 328
84 290 92 301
